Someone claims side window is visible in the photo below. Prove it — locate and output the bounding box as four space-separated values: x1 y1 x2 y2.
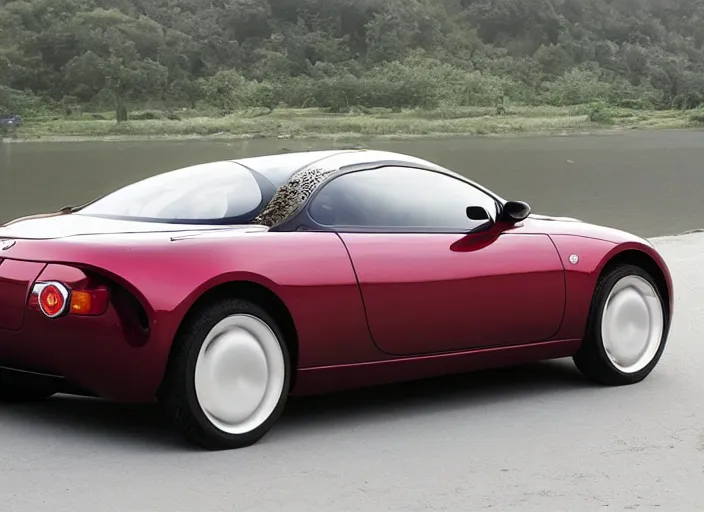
308 166 498 232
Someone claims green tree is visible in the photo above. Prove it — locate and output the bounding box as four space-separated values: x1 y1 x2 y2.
1 0 703 115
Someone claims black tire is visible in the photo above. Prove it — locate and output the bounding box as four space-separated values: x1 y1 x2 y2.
573 263 670 386
158 298 291 450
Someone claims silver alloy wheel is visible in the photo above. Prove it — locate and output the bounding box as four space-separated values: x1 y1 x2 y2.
600 275 664 374
194 314 286 435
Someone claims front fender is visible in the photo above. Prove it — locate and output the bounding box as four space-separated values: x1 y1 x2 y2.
548 235 673 341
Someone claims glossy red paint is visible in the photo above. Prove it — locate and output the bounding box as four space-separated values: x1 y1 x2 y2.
0 228 377 400
293 338 584 396
0 259 45 330
519 216 674 325
0 212 673 403
339 230 566 355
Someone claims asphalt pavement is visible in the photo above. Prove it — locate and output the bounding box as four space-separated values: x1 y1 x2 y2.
1 231 704 512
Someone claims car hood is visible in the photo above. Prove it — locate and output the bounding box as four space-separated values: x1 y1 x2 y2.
522 213 647 245
528 213 582 223
0 213 253 240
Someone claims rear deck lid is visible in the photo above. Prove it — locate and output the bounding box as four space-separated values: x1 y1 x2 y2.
0 214 228 240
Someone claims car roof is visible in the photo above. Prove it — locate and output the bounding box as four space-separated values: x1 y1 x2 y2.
193 148 502 230
231 149 445 187
233 149 457 229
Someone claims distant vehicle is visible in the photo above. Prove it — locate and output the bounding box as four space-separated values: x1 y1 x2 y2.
0 115 22 128
0 149 673 450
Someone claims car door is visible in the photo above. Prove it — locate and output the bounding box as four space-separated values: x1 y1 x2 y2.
307 165 566 357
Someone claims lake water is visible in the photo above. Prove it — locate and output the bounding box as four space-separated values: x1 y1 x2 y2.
2 130 702 237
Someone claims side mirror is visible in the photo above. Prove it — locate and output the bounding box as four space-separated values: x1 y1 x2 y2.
465 206 495 232
466 206 490 221
500 200 531 223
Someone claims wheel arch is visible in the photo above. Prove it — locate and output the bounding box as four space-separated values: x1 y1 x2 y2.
165 280 300 388
598 247 672 319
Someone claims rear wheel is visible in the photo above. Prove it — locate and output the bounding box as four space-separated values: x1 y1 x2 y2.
574 263 669 386
159 298 291 450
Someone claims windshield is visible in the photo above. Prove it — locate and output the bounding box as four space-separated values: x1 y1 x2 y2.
78 161 272 224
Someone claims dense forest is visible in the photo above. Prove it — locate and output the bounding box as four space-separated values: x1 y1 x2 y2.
1 0 704 117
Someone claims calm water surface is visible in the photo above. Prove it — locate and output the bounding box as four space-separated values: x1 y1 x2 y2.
1 130 702 237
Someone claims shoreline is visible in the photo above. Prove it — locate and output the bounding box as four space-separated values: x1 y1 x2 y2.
3 125 700 144
2 106 699 144
1 128 629 143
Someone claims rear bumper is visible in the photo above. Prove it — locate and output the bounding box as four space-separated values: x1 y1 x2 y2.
0 309 167 402
0 303 172 402
0 365 97 397
0 260 171 403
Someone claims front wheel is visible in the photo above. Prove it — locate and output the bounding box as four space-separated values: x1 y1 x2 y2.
159 298 291 450
574 263 669 386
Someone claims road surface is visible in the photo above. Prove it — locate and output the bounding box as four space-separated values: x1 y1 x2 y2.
1 231 703 511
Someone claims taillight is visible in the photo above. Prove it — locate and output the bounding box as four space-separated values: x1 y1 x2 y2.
34 282 69 318
69 288 109 316
29 281 109 318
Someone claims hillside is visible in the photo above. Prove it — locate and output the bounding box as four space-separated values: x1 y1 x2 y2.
1 0 703 117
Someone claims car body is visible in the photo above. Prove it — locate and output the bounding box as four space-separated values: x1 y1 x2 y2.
0 149 674 449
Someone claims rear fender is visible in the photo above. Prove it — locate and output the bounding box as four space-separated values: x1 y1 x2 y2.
36 263 153 347
4 231 379 387
32 262 289 395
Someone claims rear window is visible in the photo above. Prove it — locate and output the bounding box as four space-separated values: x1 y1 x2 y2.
78 161 268 224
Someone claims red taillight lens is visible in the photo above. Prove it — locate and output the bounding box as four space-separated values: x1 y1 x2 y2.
29 281 109 318
38 283 69 318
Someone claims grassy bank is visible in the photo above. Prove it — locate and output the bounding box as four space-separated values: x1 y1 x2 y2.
5 105 702 142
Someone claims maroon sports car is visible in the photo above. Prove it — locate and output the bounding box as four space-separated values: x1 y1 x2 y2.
0 149 673 449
